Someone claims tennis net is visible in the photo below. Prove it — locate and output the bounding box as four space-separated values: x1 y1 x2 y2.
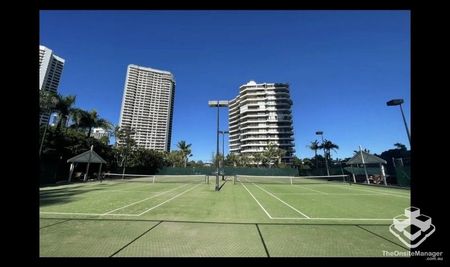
103 173 208 184
153 175 208 184
234 174 350 185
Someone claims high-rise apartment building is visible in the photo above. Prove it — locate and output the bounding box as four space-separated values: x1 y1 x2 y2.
39 45 65 125
118 64 175 152
229 81 295 164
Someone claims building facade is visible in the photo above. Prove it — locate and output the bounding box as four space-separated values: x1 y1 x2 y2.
118 64 175 152
229 81 295 164
91 127 110 140
39 45 65 125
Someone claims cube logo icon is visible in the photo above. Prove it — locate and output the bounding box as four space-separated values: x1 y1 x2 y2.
389 207 435 248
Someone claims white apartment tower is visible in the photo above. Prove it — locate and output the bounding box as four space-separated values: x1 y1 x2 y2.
39 45 65 125
119 64 175 152
229 81 295 164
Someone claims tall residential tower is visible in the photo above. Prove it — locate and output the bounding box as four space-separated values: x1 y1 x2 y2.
39 45 65 125
229 81 295 164
119 64 175 151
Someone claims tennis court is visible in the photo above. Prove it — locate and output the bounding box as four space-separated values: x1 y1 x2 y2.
40 174 410 257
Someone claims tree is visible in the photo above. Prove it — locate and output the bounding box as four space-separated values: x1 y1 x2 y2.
394 143 407 151
308 140 320 168
71 109 112 138
252 153 264 168
379 143 411 175
39 90 58 116
239 154 252 167
39 90 58 156
322 140 339 160
114 126 136 176
321 139 339 173
301 158 314 169
165 150 184 167
176 141 192 167
274 148 286 167
263 142 284 168
292 156 305 174
128 148 165 174
225 153 240 167
54 94 77 130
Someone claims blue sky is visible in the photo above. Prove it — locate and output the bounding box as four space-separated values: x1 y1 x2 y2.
40 10 410 162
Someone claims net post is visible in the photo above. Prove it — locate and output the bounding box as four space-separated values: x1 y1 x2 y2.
152 176 155 183
290 177 293 185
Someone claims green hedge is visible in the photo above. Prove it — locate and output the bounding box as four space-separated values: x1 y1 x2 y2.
157 167 297 176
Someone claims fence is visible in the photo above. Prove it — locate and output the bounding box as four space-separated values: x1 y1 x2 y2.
157 167 298 176
395 166 411 187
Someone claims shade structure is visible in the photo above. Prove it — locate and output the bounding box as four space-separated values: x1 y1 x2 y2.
346 151 386 165
67 149 107 164
346 150 387 185
67 147 106 182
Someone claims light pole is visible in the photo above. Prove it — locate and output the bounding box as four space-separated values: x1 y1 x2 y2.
219 130 229 180
316 131 330 176
387 99 411 147
208 100 229 191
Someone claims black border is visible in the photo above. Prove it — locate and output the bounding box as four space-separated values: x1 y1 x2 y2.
28 0 448 266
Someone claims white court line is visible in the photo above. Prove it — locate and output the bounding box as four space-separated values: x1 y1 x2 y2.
351 185 410 196
340 185 410 198
271 217 393 221
102 183 189 215
296 186 328 194
40 183 197 217
137 183 203 216
274 192 392 196
40 211 106 216
252 183 311 219
94 189 167 193
40 211 140 216
326 183 410 196
39 211 393 221
240 182 273 219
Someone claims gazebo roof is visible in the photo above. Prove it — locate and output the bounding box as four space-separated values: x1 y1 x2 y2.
67 149 107 164
346 151 387 165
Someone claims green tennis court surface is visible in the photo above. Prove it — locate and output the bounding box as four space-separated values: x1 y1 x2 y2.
40 176 410 257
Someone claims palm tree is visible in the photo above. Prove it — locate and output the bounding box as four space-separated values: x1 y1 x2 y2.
54 94 76 130
71 109 112 138
39 90 58 116
308 140 320 167
322 139 339 164
177 141 192 167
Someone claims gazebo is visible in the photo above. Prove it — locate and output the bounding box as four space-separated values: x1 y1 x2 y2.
67 145 107 182
346 150 387 185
